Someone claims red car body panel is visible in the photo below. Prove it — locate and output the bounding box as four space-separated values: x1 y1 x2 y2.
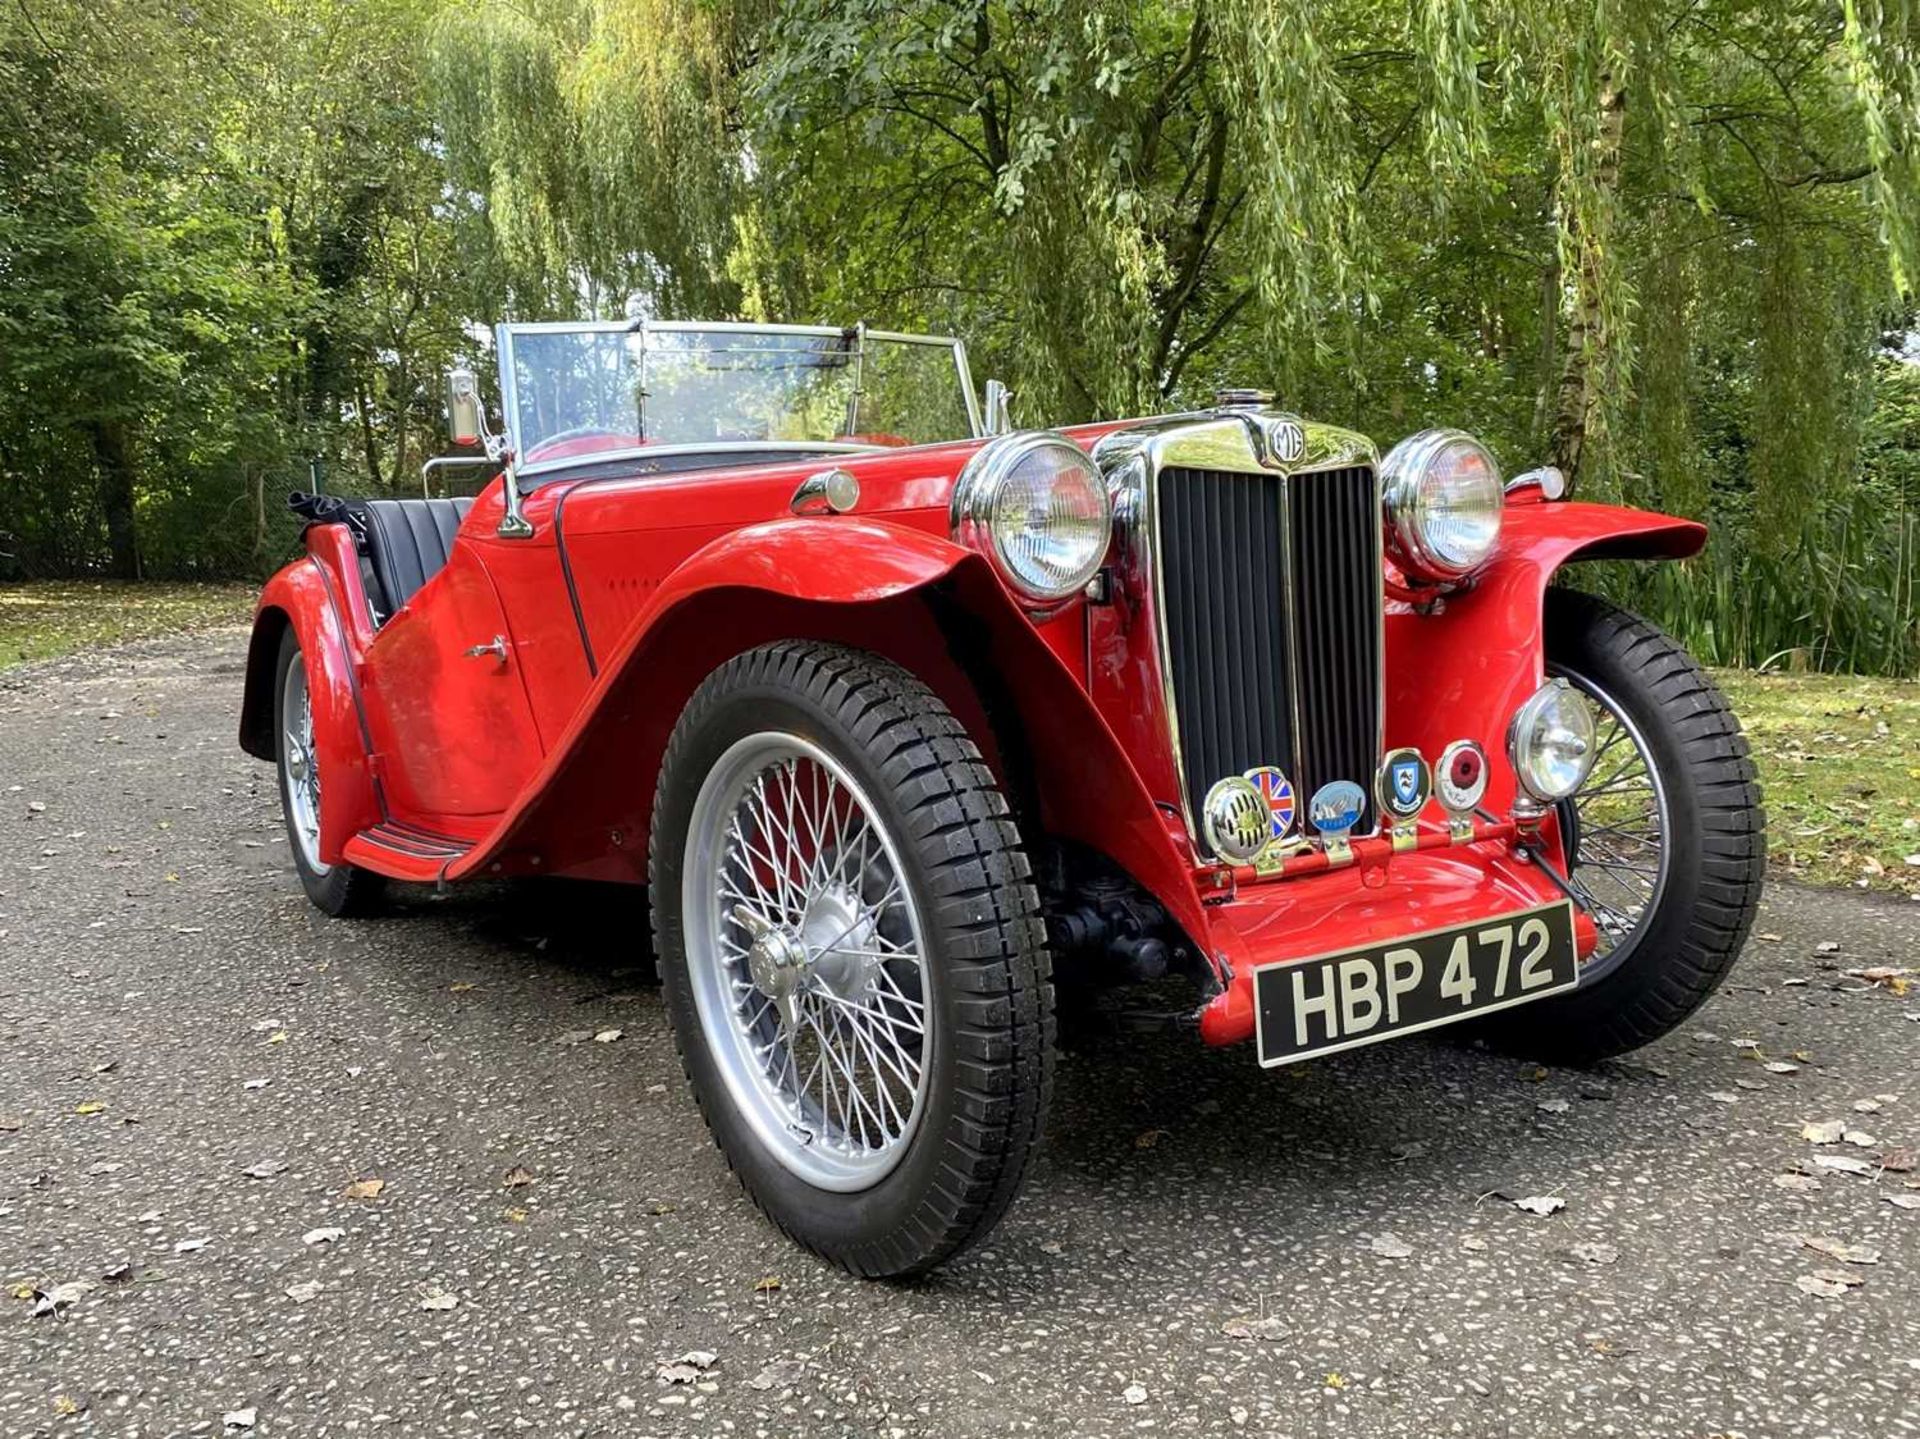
241 423 1704 1047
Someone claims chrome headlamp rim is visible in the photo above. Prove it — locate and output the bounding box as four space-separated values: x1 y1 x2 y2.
1507 677 1598 803
1380 427 1505 584
950 430 1113 606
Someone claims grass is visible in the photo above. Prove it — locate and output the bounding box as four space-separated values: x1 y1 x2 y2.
1715 668 1920 897
0 581 254 672
0 580 1913 896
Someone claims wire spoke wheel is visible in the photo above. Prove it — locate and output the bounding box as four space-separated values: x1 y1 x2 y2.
279 653 329 878
684 732 931 1191
1551 662 1671 982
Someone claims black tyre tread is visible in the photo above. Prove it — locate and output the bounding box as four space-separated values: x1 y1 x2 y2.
1490 589 1764 1062
650 640 1054 1277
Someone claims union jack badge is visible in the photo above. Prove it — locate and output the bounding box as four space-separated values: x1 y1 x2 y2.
1242 765 1297 843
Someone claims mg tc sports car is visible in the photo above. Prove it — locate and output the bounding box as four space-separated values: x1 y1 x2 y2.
240 321 1764 1276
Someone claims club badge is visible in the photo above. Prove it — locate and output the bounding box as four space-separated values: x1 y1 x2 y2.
1375 747 1431 852
1242 765 1297 845
1307 778 1366 866
1435 738 1489 843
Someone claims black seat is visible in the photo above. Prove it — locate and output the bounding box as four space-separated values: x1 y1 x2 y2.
358 498 473 621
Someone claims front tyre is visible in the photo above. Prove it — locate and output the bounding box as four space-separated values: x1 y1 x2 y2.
273 629 384 917
1487 590 1764 1063
650 642 1054 1277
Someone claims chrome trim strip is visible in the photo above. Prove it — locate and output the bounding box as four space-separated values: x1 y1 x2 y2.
1095 408 1384 861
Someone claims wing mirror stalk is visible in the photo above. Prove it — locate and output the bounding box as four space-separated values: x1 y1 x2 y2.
444 367 534 539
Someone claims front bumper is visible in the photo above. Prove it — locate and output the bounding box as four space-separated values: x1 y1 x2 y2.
1193 830 1598 1047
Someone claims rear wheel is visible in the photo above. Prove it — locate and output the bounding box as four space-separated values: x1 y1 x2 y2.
650 642 1053 1277
1480 590 1764 1062
274 629 383 917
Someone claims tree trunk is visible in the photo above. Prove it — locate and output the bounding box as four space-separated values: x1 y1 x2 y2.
1548 77 1627 488
89 419 140 578
355 381 384 490
250 464 268 566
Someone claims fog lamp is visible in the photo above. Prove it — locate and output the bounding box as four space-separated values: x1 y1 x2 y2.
1507 679 1597 803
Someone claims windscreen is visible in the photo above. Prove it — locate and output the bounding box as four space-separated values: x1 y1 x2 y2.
503 325 974 466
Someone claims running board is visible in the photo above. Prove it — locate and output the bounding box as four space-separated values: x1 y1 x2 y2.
343 821 475 882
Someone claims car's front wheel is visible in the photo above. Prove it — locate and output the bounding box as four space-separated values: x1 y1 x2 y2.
650 642 1054 1277
1482 590 1764 1062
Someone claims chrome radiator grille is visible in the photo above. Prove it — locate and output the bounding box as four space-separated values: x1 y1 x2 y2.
1156 464 1383 838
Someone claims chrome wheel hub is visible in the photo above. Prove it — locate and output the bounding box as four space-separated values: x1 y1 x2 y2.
684 733 931 1192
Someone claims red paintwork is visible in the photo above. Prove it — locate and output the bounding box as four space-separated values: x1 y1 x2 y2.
241 422 1704 1044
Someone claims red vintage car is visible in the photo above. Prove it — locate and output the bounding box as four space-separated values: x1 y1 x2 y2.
240 321 1764 1276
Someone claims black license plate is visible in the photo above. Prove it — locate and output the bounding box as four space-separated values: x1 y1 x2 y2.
1254 900 1579 1067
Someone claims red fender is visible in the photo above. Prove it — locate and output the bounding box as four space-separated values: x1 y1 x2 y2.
449 518 1217 954
1385 500 1706 816
240 549 383 865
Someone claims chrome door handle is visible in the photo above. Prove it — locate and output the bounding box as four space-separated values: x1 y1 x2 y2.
463 635 509 666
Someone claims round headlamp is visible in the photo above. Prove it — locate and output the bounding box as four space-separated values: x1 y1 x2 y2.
1381 428 1504 583
1507 678 1597 803
951 432 1112 605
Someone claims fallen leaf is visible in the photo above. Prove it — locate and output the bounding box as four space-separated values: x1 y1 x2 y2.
173 1237 210 1253
30 1280 91 1318
1809 1266 1865 1287
555 1029 595 1046
223 1408 256 1430
448 982 476 993
265 1031 287 1045
1803 1236 1880 1265
754 1275 782 1293
302 1227 345 1246
1536 1098 1571 1114
657 1351 717 1384
86 1161 122 1176
1880 1147 1917 1172
501 1166 536 1189
0 1114 20 1131
74 1100 104 1116
1853 1098 1883 1113
1221 1315 1288 1341
1134 1128 1169 1149
1812 1154 1874 1176
1569 1241 1619 1265
1774 1173 1823 1192
341 1178 386 1201
1764 1061 1801 1075
1460 1235 1488 1252
241 1159 288 1180
419 1289 458 1311
1844 1130 1877 1147
592 1028 623 1043
100 1262 131 1284
1816 941 1841 953
242 1079 269 1091
1367 1232 1412 1258
1795 1274 1852 1298
1513 1195 1566 1217
749 1358 805 1391
1756 931 1782 942
1323 1372 1347 1391
284 1280 322 1304
52 1395 79 1416
503 1206 528 1223
1883 1194 1920 1210
1122 1383 1148 1406
1801 1120 1846 1144
1707 1091 1739 1104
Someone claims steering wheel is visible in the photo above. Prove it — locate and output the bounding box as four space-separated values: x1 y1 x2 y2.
523 425 638 461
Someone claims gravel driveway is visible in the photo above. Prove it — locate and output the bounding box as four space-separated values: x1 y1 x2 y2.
2 630 1917 1438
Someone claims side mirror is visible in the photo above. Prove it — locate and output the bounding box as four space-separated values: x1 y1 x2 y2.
445 369 484 448
984 379 1013 436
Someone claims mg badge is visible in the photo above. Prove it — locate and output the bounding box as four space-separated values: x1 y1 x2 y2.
1268 418 1306 464
1307 779 1365 867
1242 765 1297 843
1435 739 1489 844
1375 748 1431 852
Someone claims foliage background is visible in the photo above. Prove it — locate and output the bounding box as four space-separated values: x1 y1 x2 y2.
2 0 1917 673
